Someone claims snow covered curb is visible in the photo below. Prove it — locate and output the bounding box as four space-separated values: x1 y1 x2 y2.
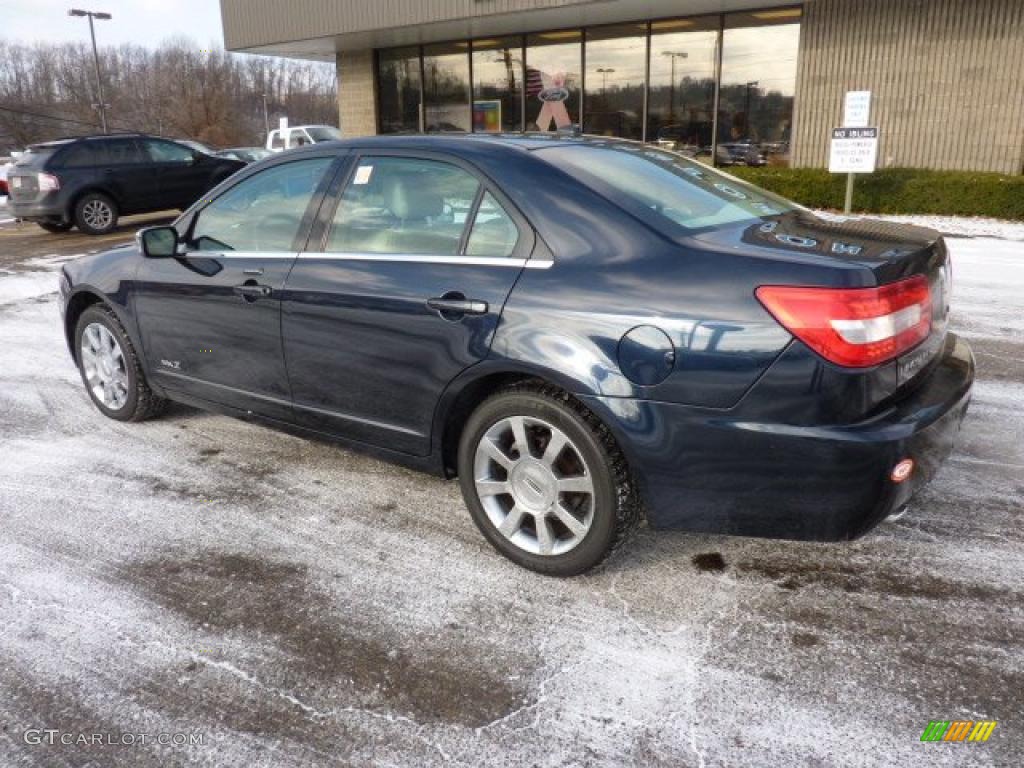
814 210 1024 241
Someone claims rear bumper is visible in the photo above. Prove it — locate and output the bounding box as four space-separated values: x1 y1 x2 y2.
583 333 974 541
9 195 66 221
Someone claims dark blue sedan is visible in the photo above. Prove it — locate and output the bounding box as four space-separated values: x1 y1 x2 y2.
58 134 974 575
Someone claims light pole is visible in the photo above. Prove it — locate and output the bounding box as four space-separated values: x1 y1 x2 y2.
596 67 615 95
661 51 687 122
261 93 271 136
68 8 112 134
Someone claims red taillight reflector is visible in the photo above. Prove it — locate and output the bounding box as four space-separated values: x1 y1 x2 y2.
891 458 914 483
756 276 932 368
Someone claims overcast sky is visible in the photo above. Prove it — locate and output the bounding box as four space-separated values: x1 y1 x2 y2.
4 0 225 47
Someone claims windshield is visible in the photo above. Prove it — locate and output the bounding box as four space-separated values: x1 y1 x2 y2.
304 126 342 142
536 143 796 234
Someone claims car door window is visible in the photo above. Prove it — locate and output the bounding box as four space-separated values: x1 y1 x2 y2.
103 139 144 165
465 192 519 257
327 156 480 255
142 139 193 163
189 157 333 252
59 143 103 167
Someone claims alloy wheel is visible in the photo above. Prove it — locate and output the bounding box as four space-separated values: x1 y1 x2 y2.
82 199 113 231
473 415 595 556
80 322 129 410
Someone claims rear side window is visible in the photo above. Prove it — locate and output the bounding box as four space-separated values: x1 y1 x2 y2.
59 143 103 167
190 157 333 252
327 156 480 255
466 192 519 257
270 132 285 150
142 139 193 163
538 144 795 233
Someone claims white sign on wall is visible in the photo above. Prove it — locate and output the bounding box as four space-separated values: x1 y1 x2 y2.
829 127 879 173
843 90 872 128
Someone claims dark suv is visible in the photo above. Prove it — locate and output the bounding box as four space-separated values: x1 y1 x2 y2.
7 134 244 234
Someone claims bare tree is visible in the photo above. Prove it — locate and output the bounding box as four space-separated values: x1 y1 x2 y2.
0 37 337 150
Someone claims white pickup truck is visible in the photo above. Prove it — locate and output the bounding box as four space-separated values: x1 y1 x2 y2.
266 125 343 152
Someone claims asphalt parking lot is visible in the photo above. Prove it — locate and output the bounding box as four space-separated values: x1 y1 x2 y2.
0 213 1021 767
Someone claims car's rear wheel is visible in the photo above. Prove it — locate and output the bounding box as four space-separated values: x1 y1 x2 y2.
37 221 72 233
74 192 118 235
75 305 166 422
458 383 640 576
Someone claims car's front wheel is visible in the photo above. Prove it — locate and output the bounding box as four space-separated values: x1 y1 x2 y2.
73 192 118 235
75 305 166 422
458 384 640 576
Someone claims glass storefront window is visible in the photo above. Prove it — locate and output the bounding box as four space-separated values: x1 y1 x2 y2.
647 16 719 161
720 8 802 166
471 37 523 132
583 24 646 140
525 30 582 132
377 46 421 134
423 42 471 132
374 9 803 157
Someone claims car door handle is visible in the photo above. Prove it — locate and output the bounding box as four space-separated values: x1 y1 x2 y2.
426 297 488 316
233 283 272 299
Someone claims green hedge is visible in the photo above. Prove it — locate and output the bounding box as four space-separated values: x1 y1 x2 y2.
726 166 1024 220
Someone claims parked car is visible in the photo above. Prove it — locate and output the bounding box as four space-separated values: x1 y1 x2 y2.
58 134 973 575
0 161 9 197
216 147 274 163
719 141 767 166
6 134 245 234
266 125 342 152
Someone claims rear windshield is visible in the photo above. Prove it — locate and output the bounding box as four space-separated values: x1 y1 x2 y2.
13 146 60 169
536 143 796 235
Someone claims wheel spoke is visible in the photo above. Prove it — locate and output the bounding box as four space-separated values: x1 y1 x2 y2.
476 479 510 497
541 430 567 467
480 438 514 471
557 475 592 494
553 502 588 538
535 516 555 555
498 505 527 537
508 416 530 458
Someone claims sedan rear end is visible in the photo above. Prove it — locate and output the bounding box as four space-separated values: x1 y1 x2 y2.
527 141 972 542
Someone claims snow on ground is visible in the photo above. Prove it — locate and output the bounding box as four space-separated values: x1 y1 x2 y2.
0 223 1020 767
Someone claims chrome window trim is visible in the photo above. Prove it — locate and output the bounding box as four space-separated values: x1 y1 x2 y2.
181 251 552 268
298 252 553 269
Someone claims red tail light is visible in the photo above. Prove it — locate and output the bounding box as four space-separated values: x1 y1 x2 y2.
756 276 932 368
38 172 61 192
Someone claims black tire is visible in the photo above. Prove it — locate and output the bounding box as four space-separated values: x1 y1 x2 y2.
74 304 167 422
37 221 73 233
457 382 641 576
73 192 118 235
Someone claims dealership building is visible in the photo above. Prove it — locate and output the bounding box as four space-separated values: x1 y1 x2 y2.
220 0 1024 175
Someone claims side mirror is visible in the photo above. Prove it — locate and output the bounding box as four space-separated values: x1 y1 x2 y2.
137 226 180 258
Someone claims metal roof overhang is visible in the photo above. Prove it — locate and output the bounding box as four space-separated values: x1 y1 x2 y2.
224 0 805 61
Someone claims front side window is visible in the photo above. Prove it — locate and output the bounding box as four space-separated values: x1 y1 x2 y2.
540 144 794 233
143 139 193 163
190 157 333 252
328 157 481 255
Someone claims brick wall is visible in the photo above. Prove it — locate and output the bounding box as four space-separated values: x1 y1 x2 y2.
337 50 378 137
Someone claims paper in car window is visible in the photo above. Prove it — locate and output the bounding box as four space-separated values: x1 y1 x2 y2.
353 165 373 185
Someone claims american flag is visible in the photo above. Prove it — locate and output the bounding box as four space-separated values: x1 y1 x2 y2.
526 67 544 98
